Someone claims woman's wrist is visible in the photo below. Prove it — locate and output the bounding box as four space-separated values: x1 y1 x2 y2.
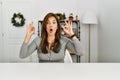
72 36 77 40
24 34 31 44
70 34 77 40
70 34 76 38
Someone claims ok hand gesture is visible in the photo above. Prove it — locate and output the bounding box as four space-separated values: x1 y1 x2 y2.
62 20 74 37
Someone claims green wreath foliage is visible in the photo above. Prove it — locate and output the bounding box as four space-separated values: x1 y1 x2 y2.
11 13 25 27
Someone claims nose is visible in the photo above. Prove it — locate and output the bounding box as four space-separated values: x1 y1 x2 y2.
49 23 53 27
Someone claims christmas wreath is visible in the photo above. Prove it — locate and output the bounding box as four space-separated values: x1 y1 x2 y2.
11 13 25 27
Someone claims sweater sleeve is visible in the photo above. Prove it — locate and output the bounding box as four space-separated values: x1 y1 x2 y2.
19 37 39 58
66 38 83 56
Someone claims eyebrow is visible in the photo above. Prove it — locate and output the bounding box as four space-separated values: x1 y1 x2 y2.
47 20 56 22
52 20 56 21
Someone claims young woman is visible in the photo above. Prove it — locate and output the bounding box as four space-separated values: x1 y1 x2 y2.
20 13 83 63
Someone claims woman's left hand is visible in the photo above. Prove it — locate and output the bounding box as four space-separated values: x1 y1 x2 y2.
62 20 74 37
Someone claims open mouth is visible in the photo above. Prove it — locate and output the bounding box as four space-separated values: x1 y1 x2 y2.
50 29 53 32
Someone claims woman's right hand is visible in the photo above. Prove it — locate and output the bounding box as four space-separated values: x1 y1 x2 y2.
26 22 35 36
24 22 35 44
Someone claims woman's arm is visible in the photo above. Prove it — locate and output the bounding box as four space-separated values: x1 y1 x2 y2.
19 38 37 58
24 22 35 44
19 22 36 58
65 37 83 56
62 20 83 56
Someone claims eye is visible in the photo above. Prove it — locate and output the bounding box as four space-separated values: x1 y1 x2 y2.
53 22 56 24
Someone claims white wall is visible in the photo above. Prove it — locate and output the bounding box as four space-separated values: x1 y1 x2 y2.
0 0 38 62
0 1 3 61
98 0 120 62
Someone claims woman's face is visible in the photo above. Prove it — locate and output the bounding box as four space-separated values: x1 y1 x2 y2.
46 16 58 36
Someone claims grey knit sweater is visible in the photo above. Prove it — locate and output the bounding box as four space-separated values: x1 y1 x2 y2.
19 36 83 63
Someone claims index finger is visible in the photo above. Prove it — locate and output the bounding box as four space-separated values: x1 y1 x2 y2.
64 20 68 25
30 22 34 27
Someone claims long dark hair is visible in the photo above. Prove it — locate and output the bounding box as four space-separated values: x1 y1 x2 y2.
40 13 61 53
